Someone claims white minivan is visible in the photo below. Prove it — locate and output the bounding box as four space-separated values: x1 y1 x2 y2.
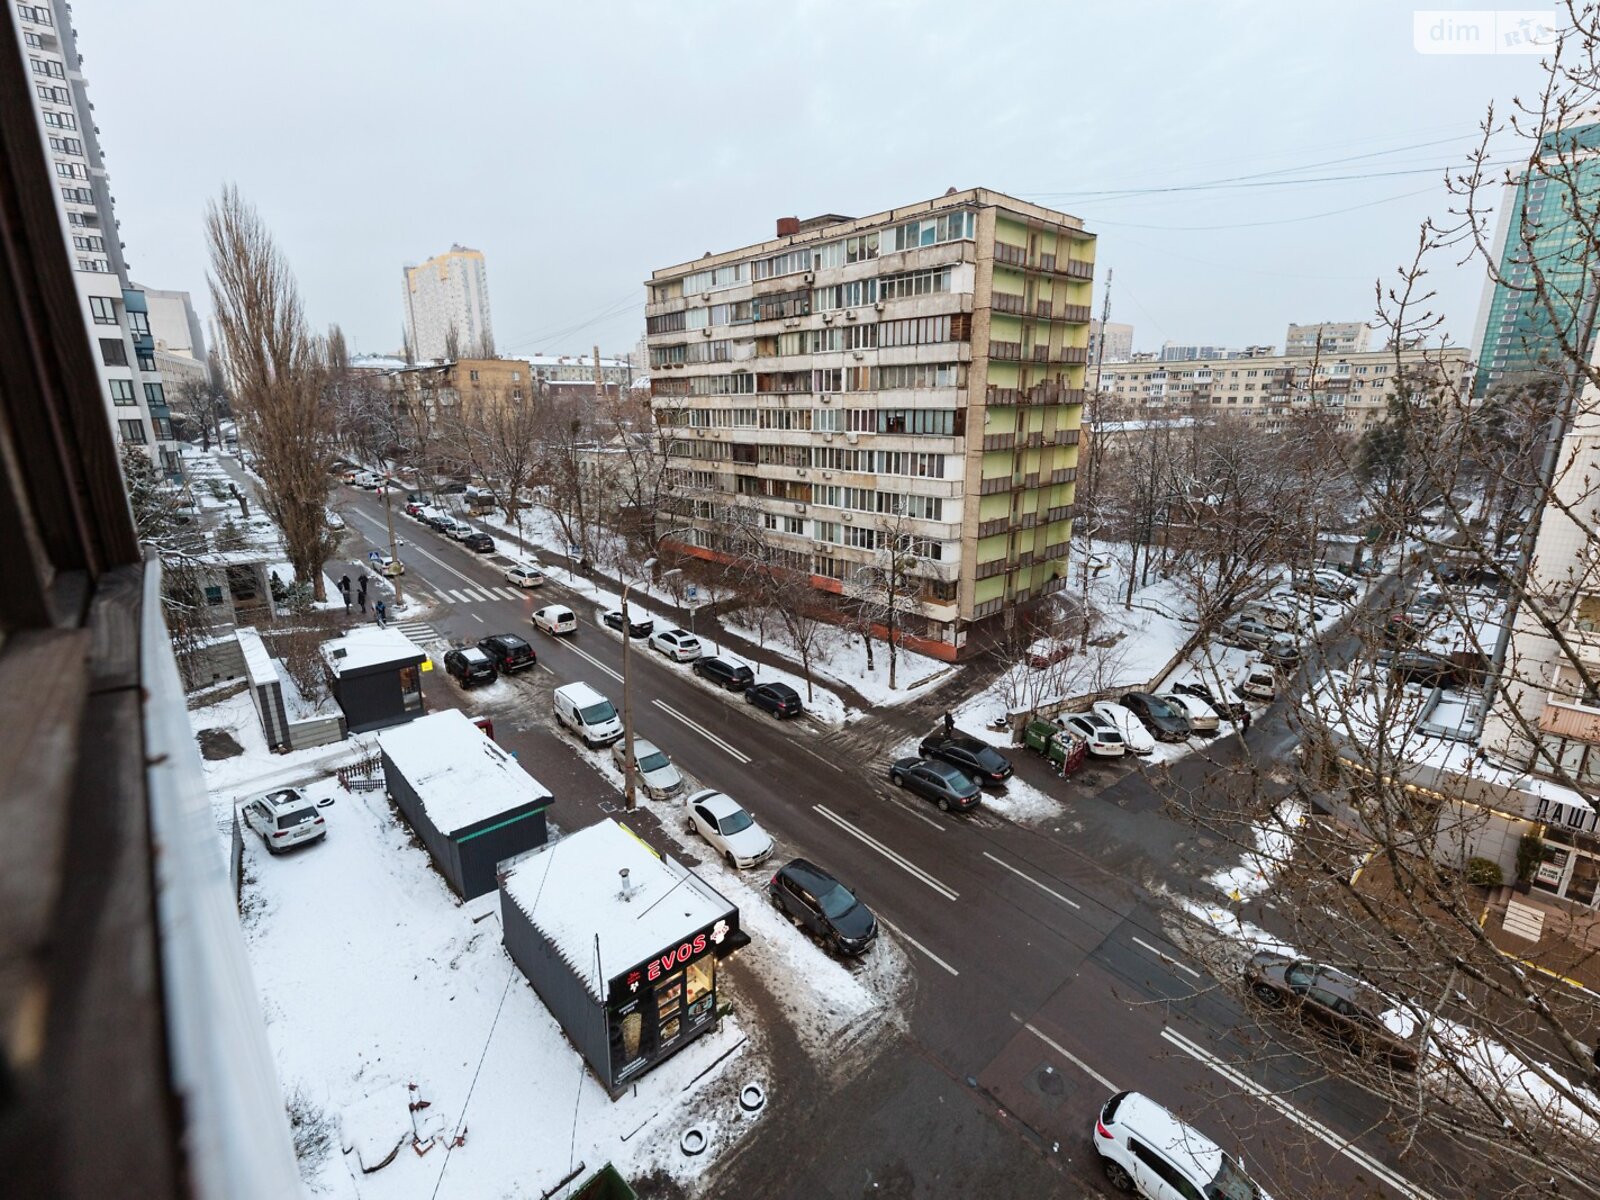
553 681 624 748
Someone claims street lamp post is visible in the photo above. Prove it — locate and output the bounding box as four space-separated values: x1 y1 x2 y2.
621 567 681 811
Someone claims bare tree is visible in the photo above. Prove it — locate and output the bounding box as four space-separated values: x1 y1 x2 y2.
454 384 542 544
169 376 230 451
206 185 338 601
850 504 930 691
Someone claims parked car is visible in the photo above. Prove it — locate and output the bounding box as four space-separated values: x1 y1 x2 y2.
917 732 1013 784
1170 676 1249 722
1378 649 1459 689
1261 639 1303 672
477 633 536 673
601 608 654 638
745 681 803 719
324 508 346 531
241 787 327 855
462 532 496 553
373 552 404 577
443 646 497 688
889 755 982 812
1023 720 1089 775
552 681 623 747
532 605 577 636
1119 692 1192 741
769 858 877 956
1220 613 1286 651
1091 701 1156 755
1058 712 1127 758
648 627 702 661
505 563 546 589
445 519 476 541
611 737 684 799
352 471 381 489
1238 662 1277 702
339 468 361 485
1093 1090 1265 1200
1239 602 1296 634
1246 952 1420 1070
403 500 428 518
693 657 755 691
686 789 774 868
1154 691 1219 733
1026 637 1071 670
423 510 454 532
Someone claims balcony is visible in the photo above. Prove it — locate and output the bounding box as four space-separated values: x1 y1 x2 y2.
1023 430 1044 448
1018 511 1038 529
1035 299 1053 319
994 242 1028 267
1022 472 1040 489
1064 259 1094 280
982 432 1016 451
977 516 1010 537
979 475 1015 496
1045 504 1075 522
1043 542 1070 559
1049 467 1077 484
1539 661 1600 743
975 557 1008 580
992 291 1028 316
989 341 1022 362
1060 346 1089 365
1061 303 1092 323
1054 429 1081 446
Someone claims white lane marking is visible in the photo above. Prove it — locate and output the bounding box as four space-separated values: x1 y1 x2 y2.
1014 1015 1119 1093
981 851 1081 909
793 742 846 774
387 525 481 587
878 916 959 976
651 699 752 763
471 613 485 624
879 788 946 831
566 643 623 684
812 805 958 901
537 662 555 676
441 589 465 603
1131 936 1202 979
1160 1026 1438 1200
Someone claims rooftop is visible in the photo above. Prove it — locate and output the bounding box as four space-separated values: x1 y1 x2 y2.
376 709 552 836
500 818 735 1000
320 626 424 676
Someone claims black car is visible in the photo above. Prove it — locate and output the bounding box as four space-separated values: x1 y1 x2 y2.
1118 692 1192 741
1261 640 1303 672
443 646 496 688
769 858 877 956
1170 680 1248 722
746 681 803 718
601 609 654 639
693 657 755 691
477 633 536 673
1246 952 1419 1070
462 532 496 553
888 756 981 812
423 512 454 532
1379 650 1459 689
917 732 1012 785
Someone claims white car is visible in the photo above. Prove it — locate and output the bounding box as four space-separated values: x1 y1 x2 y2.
1156 691 1219 732
446 519 475 541
372 552 404 577
649 627 702 661
241 787 326 854
324 508 346 531
505 563 546 589
686 789 774 869
1240 662 1277 702
611 737 685 800
532 605 577 635
1091 701 1156 756
1093 1090 1269 1200
1057 712 1127 758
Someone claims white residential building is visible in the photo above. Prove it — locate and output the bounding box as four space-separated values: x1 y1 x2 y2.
1284 320 1372 357
402 244 494 362
13 1 179 474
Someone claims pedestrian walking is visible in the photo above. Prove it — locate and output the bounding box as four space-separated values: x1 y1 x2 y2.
1241 708 1252 736
374 599 387 628
338 574 352 612
357 575 368 613
943 710 955 736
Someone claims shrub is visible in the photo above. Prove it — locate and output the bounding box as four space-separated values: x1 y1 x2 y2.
1465 857 1503 888
1516 835 1545 884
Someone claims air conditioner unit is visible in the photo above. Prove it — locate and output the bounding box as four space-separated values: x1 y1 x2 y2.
823 431 834 441
845 310 858 321
804 272 815 283
702 328 712 337
695 429 705 438
784 318 799 328
794 503 807 513
822 313 834 324
822 471 833 479
846 431 859 444
842 511 854 522
874 302 885 312
814 541 827 551
820 395 832 404
796 468 807 477
853 351 864 361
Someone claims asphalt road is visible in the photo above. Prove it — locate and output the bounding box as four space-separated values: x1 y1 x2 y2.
320 480 1458 1200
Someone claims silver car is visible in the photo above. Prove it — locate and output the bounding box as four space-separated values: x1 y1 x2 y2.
611 737 685 799
241 787 326 855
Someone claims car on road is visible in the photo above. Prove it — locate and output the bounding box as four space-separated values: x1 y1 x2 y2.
1058 711 1127 758
476 633 536 673
888 755 981 812
1169 677 1248 722
686 789 774 868
1091 701 1156 755
601 608 654 638
769 858 877 956
443 646 497 688
461 532 496 553
241 787 327 855
745 681 803 719
532 605 577 636
692 657 754 691
611 737 684 800
372 552 404 577
1093 1090 1265 1199
505 563 546 589
403 500 428 518
352 471 381 489
552 681 623 747
1118 692 1192 741
648 627 702 661
917 732 1013 785
1154 691 1219 733
1246 952 1419 1070
1219 613 1287 651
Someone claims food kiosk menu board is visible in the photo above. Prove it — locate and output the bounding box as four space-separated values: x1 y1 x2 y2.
605 917 729 1086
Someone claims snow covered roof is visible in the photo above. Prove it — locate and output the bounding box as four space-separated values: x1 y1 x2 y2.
500 818 734 1001
377 709 552 836
235 627 278 689
527 354 630 368
321 626 424 675
349 354 409 371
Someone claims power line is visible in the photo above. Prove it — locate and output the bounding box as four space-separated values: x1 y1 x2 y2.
499 288 641 354
1080 185 1440 232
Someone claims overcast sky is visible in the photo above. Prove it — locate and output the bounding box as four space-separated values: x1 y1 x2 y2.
80 0 1539 360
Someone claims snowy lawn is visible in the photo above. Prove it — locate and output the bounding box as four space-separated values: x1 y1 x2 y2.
723 619 958 710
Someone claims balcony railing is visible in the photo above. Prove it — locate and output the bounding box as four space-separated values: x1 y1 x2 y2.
1018 511 1038 529
989 341 1022 361
994 242 1028 267
1023 431 1044 448
982 432 1015 450
1045 504 1075 523
977 516 1010 538
979 475 1015 495
1061 303 1092 323
1043 542 1069 560
1035 299 1053 319
1049 467 1077 484
975 557 1008 580
1060 346 1089 365
1054 428 1081 446
1064 259 1094 280
992 291 1028 315
1022 472 1040 488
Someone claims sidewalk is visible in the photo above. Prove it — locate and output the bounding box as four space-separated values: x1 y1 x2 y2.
1480 886 1600 994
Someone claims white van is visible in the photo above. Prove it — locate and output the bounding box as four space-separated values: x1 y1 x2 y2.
553 682 624 748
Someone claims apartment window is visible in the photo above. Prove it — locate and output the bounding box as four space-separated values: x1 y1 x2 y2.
878 266 952 300
31 56 65 78
117 419 148 445
813 520 841 543
54 161 87 180
511 370 522 381
77 258 110 273
50 135 83 155
144 382 166 408
752 248 811 282
17 4 53 25
89 295 117 324
137 351 156 372
842 323 878 351
24 30 41 46
99 338 127 367
468 369 479 382
889 210 975 251
42 109 76 130
783 516 805 534
109 379 136 406
127 311 150 337
37 84 69 103
814 407 842 432
73 234 104 252
60 186 92 204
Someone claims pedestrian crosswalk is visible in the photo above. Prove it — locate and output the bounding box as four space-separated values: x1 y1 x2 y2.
392 619 440 644
436 585 526 604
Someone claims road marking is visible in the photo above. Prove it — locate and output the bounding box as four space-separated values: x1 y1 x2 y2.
812 805 958 901
395 529 483 587
566 643 624 684
793 741 846 774
1131 936 1202 979
471 613 484 624
878 916 958 976
1014 1015 1118 1093
442 589 466 603
879 788 946 830
981 851 1081 909
651 699 752 763
1160 1026 1438 1200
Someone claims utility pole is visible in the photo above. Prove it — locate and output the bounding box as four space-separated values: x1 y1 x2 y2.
593 343 604 408
1091 267 1113 398
382 471 406 611
622 581 637 810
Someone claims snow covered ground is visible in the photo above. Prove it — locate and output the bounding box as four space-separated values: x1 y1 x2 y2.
723 619 957 710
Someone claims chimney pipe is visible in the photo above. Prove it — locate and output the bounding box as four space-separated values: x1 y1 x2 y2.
619 867 632 901
776 216 800 237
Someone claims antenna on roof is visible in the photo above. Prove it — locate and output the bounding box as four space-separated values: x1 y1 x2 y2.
619 867 633 901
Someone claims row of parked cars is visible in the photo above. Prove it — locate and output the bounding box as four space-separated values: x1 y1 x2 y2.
401 497 497 553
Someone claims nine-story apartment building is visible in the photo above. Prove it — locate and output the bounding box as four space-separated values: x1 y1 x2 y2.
645 189 1093 660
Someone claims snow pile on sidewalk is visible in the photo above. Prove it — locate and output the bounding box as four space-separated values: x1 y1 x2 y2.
1205 799 1304 902
724 620 958 710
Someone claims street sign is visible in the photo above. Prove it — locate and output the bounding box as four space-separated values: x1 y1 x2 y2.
569 544 582 559
367 550 382 563
686 585 700 603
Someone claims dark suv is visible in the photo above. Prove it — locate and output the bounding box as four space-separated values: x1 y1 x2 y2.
692 657 755 691
1246 953 1419 1070
745 681 802 718
477 634 536 673
769 858 877 956
918 732 1012 785
443 646 497 688
462 532 496 553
